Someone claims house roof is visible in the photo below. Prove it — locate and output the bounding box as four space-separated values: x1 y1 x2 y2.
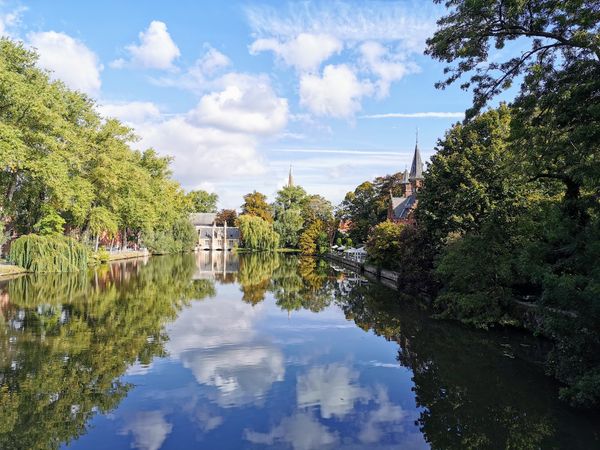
190 213 217 226
390 194 417 220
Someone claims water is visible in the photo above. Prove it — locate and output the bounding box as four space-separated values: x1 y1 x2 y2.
0 253 598 450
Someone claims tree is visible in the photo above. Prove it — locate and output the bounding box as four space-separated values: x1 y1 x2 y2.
365 221 405 269
237 215 279 250
417 105 521 244
241 191 273 223
274 209 304 248
186 190 218 213
426 0 600 118
338 181 380 244
88 207 118 251
299 220 329 255
216 209 237 226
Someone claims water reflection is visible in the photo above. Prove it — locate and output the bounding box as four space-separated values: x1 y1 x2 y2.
0 252 597 450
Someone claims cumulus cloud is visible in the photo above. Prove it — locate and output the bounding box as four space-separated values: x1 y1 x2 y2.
120 411 172 450
246 1 440 118
98 101 161 123
111 20 180 70
99 72 288 189
300 64 372 118
244 412 338 450
189 73 288 134
28 31 103 95
250 33 342 72
165 296 285 408
359 41 419 97
297 363 369 418
152 45 231 93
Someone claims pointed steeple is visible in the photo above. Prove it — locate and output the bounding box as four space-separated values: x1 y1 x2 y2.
288 165 294 187
409 129 423 181
401 167 410 184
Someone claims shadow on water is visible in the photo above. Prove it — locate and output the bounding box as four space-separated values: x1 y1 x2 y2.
0 252 598 449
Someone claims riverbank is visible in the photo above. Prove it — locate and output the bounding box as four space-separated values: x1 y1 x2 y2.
0 263 27 278
107 250 149 261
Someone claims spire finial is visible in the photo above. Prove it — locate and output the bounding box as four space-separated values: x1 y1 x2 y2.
416 127 419 148
288 164 294 187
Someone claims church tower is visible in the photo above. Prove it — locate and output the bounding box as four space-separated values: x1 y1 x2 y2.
409 130 423 190
288 165 294 187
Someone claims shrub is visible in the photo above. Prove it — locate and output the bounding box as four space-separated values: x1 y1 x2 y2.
9 234 88 272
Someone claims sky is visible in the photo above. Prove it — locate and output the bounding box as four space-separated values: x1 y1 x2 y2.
1 0 481 209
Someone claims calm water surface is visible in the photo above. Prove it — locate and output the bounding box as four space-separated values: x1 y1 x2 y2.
0 253 598 450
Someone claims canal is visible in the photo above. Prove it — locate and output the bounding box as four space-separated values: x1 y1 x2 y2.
0 253 598 449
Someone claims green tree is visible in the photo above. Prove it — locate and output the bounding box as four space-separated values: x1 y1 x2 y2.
237 215 279 250
365 221 404 268
88 207 118 251
274 208 304 248
186 190 218 213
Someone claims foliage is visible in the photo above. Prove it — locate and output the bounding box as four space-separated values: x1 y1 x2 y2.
9 234 88 272
142 218 197 254
299 220 329 255
274 208 304 248
34 210 65 236
0 38 191 254
237 215 279 250
338 174 404 244
365 221 404 268
426 0 600 117
422 0 600 407
186 190 218 213
0 254 214 449
216 209 237 226
241 191 273 223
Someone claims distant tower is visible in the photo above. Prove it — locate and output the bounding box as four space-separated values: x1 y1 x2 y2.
288 165 294 187
409 129 423 189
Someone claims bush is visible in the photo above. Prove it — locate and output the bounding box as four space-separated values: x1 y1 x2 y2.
9 234 88 272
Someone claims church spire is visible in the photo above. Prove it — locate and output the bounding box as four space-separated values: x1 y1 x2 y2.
409 129 423 181
288 164 294 187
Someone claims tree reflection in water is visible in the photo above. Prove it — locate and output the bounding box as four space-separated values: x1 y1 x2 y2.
0 254 214 450
333 277 600 450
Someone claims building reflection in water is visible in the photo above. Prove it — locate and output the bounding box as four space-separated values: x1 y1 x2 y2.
194 251 240 282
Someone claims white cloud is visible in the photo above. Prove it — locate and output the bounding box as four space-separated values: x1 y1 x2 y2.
0 6 26 37
111 21 180 70
360 112 465 119
250 33 342 72
120 411 172 450
198 46 231 75
244 413 338 450
152 46 231 93
165 296 285 408
106 71 288 190
246 1 438 52
28 31 103 95
297 363 369 418
246 1 440 119
358 386 408 444
98 101 161 123
300 64 372 118
190 73 288 134
359 41 419 97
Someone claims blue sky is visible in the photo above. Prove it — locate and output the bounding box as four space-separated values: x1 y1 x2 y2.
2 1 483 208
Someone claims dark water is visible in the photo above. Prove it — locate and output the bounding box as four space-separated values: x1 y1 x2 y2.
0 253 598 450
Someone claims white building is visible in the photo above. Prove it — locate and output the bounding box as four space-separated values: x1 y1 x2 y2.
189 213 240 251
